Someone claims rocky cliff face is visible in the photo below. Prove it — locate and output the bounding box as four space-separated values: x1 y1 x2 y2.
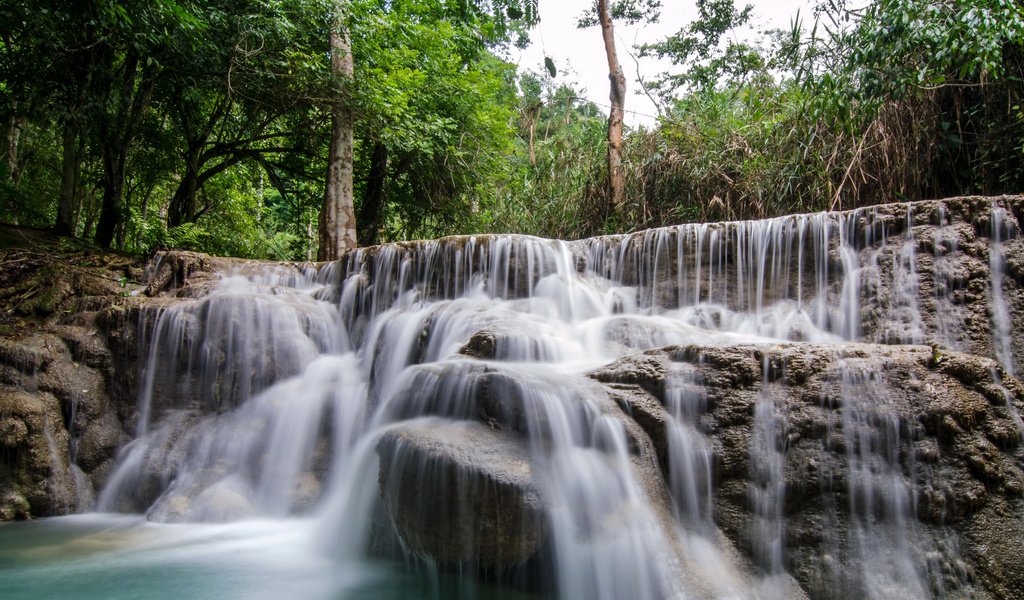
592 344 1024 599
0 248 224 518
0 247 139 518
0 197 1022 600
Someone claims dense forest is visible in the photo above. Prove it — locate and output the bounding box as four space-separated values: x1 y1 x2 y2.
1 0 1022 260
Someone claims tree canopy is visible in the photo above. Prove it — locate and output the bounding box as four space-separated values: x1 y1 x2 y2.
1 0 1021 255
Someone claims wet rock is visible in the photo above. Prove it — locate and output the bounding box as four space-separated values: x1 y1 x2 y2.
0 324 131 516
460 328 497 359
0 416 29 447
37 349 108 416
377 420 545 571
75 411 128 476
589 342 1024 600
143 251 215 297
0 389 81 517
668 345 763 388
602 383 672 469
0 337 52 372
589 351 669 398
57 325 114 371
959 496 1024 599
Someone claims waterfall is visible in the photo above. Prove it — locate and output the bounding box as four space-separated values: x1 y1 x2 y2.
7 198 1022 599
836 363 926 599
749 358 786 576
990 207 1017 377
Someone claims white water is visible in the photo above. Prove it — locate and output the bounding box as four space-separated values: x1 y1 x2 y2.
5 200 1023 599
837 363 927 599
749 361 786 576
990 207 1017 377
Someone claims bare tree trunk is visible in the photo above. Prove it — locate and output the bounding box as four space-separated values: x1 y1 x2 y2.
318 1 357 260
4 109 24 185
357 141 388 247
82 186 99 241
56 121 80 236
168 145 201 227
95 140 129 248
306 217 313 261
137 181 152 251
94 54 155 249
528 119 537 166
598 0 626 216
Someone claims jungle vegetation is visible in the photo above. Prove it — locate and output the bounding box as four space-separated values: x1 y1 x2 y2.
1 0 1022 259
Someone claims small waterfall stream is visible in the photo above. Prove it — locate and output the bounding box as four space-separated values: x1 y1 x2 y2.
2 198 1023 600
836 363 926 599
990 207 1017 377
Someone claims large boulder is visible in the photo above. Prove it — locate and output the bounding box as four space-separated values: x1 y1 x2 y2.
376 420 545 571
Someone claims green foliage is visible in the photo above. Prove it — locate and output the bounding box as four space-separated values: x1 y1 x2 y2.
502 0 1024 237
0 121 61 228
488 75 608 239
2 0 1023 253
346 1 524 243
577 0 661 28
138 163 309 259
0 0 334 250
618 82 809 224
544 56 557 78
639 0 754 99
849 0 1023 98
611 0 1024 227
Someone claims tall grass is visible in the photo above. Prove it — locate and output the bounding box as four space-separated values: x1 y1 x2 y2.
495 71 1023 240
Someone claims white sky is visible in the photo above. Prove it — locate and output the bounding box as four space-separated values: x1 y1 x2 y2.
511 0 815 126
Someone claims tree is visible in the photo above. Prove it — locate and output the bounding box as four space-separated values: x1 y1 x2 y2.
162 0 329 229
89 2 213 248
490 74 607 238
317 0 539 257
318 0 357 260
579 0 659 221
345 2 527 245
639 0 752 100
1 0 95 232
827 0 1024 197
597 0 626 215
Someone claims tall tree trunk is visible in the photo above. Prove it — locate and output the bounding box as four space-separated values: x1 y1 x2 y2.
95 141 128 248
528 119 537 166
4 109 24 185
137 182 153 251
598 0 626 216
56 121 80 236
318 2 357 260
357 141 388 246
168 146 201 227
94 54 155 249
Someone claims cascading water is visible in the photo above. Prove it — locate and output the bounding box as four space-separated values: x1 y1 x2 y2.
749 360 786 577
930 205 963 350
663 366 713 528
2 198 1023 600
835 363 926 599
990 207 1017 377
985 207 1024 440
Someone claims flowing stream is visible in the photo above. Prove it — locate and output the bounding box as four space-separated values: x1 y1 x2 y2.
1 199 1021 599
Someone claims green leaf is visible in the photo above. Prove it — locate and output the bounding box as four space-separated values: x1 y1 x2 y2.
544 56 557 78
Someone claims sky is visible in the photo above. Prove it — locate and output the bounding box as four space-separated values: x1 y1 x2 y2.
510 0 815 126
